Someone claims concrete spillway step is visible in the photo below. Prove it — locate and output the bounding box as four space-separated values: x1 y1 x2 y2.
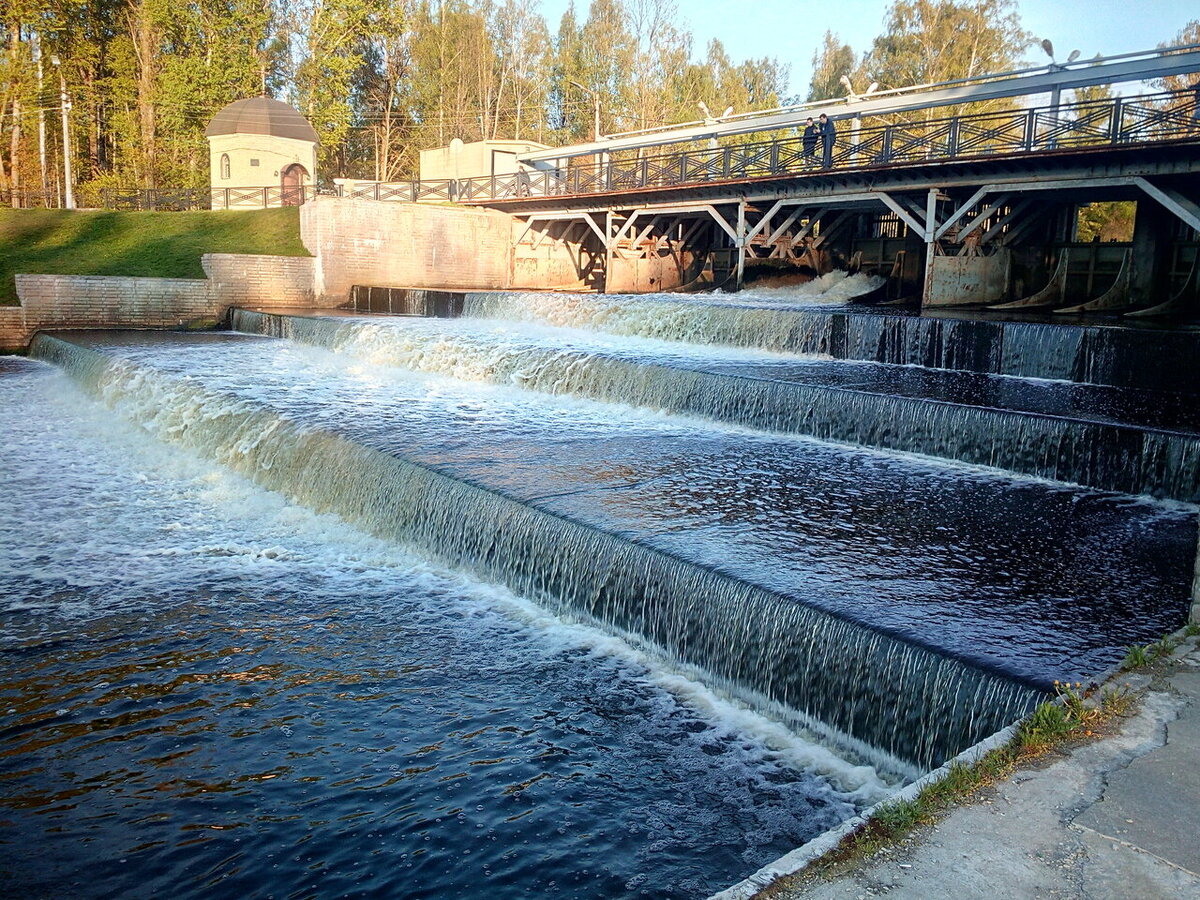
461 290 1200 394
234 310 1200 502
34 331 1197 773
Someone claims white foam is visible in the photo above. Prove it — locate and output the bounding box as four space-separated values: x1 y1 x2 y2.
726 271 885 306
2 358 894 803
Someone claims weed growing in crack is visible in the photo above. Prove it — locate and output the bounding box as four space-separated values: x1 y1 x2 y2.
1124 644 1151 668
1099 683 1134 718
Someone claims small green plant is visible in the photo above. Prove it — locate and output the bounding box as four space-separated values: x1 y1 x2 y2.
872 797 923 832
1055 680 1087 720
939 760 977 794
1100 683 1134 718
1016 700 1071 752
1124 644 1151 668
1184 623 1200 638
1150 635 1178 658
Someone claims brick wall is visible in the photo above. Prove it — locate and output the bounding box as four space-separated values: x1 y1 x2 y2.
302 196 514 302
15 273 214 332
1 253 321 352
203 254 322 309
0 308 28 353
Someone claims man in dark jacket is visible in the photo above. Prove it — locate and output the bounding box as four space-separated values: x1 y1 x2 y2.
802 117 819 163
819 113 837 168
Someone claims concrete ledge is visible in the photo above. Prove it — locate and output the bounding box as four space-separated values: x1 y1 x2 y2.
710 720 1023 900
1 253 323 352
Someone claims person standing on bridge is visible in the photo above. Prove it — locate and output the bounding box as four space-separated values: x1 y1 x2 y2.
819 114 837 168
802 117 819 164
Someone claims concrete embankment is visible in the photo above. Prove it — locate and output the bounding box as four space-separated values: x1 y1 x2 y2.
755 637 1200 900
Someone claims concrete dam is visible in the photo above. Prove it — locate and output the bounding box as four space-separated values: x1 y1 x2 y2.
4 269 1197 897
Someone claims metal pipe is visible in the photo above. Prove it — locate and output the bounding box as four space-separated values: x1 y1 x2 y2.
521 47 1200 164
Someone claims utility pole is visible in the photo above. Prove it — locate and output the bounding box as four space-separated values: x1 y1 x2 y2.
36 36 49 205
50 55 74 209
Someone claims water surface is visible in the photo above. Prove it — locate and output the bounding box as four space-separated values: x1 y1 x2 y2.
0 359 874 899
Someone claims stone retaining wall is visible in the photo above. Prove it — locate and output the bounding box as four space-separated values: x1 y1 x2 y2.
0 308 31 353
203 254 318 308
1 253 321 352
301 196 514 302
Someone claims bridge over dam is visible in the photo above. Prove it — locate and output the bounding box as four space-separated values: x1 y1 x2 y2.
335 46 1200 313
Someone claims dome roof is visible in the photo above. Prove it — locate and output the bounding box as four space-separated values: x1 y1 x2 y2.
205 97 318 143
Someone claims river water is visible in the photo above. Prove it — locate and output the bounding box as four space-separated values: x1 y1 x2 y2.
2 276 1196 898
0 357 879 899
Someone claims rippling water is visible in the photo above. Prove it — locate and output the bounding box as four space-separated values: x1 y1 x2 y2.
56 333 1196 684
0 360 877 899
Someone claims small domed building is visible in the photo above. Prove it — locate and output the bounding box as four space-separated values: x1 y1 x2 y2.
205 97 318 208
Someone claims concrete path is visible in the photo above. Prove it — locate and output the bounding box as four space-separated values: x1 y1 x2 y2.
765 638 1200 900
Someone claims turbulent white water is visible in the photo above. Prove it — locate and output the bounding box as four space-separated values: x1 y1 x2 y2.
0 356 891 801
43 334 1150 775
459 279 882 350
9 264 1198 898
720 271 885 306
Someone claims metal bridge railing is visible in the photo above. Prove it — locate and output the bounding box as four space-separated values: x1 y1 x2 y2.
434 88 1198 202
1 186 326 211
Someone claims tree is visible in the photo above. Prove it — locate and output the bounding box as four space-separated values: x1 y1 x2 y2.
1156 20 1200 93
0 0 802 191
865 0 1032 97
490 0 551 141
353 1 410 180
286 0 383 177
808 30 860 103
624 0 690 132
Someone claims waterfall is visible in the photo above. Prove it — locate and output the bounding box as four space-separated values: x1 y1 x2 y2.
231 311 1200 501
460 292 1200 392
33 333 1045 773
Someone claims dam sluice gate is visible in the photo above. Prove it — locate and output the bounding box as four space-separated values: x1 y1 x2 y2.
4 278 1199 898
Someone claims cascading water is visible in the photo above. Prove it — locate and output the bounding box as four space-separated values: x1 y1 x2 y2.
1 355 883 900
9 271 1198 898
461 288 1200 391
29 332 1197 761
232 310 1200 501
29 334 1043 773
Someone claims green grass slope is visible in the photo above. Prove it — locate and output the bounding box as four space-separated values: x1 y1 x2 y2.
0 207 310 305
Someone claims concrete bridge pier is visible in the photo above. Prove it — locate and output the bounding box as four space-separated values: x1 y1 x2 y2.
1131 201 1179 308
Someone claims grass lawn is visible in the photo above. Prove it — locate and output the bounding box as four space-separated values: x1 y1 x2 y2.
0 207 310 305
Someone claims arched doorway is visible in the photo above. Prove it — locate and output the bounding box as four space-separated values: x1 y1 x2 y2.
280 163 309 206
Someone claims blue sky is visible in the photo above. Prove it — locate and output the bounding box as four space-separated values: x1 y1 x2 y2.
537 0 1198 98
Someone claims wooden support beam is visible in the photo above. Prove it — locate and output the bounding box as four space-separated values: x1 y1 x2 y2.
766 207 806 245
949 196 1010 243
933 185 994 240
789 208 828 246
736 201 746 289
812 211 850 247
980 197 1036 244
877 192 929 238
1134 177 1200 234
921 187 940 306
